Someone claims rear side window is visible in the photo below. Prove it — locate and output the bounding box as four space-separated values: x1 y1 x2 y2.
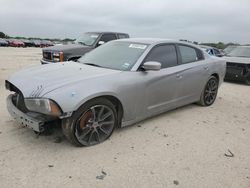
179 45 202 64
118 34 129 39
144 45 178 69
99 34 117 42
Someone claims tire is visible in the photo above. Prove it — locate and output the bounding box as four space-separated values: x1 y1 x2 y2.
198 76 219 106
62 98 117 147
245 75 250 85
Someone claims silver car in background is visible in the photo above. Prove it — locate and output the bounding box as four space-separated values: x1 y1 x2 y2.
6 38 226 146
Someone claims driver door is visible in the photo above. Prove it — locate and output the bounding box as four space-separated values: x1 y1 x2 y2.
141 44 182 116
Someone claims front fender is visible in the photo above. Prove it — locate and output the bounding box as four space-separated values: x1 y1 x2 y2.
43 83 137 123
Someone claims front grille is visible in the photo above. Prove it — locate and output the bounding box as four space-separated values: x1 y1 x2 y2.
43 51 52 60
226 62 248 75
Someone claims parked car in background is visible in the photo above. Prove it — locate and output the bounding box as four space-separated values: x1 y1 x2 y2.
223 45 237 55
0 38 9 46
22 39 35 47
40 40 54 48
6 38 226 146
41 31 129 64
223 46 250 85
9 39 25 47
33 40 42 47
200 45 224 57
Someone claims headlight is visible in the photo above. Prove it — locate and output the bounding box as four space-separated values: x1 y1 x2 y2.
24 98 62 116
53 51 63 62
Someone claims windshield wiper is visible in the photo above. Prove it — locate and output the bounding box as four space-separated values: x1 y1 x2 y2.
78 41 86 45
83 63 102 67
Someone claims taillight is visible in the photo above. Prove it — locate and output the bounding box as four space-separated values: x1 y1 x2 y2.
59 51 63 62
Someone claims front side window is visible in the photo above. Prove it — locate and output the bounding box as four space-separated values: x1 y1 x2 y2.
144 45 178 69
179 45 199 64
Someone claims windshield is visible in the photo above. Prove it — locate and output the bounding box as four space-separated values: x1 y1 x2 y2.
78 41 148 71
75 33 100 46
224 46 236 55
227 46 250 58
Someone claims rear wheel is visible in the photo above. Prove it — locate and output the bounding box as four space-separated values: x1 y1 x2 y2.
199 76 219 106
62 98 117 146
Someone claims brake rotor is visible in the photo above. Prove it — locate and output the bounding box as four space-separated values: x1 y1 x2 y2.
79 111 93 129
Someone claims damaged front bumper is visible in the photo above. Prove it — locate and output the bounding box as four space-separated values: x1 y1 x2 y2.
6 94 55 132
225 62 250 82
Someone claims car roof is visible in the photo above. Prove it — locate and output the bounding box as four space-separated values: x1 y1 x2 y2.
116 38 200 47
86 31 129 35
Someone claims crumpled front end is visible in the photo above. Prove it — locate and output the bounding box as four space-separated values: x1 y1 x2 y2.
5 81 59 132
225 62 250 82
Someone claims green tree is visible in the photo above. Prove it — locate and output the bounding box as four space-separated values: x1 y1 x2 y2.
0 31 7 38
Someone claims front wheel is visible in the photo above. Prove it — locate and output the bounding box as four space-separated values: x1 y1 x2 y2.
62 98 117 146
245 75 250 85
199 76 219 106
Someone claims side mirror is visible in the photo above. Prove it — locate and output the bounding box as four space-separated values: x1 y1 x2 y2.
142 61 161 71
98 41 105 46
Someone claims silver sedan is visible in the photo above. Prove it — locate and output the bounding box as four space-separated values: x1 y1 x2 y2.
6 38 226 146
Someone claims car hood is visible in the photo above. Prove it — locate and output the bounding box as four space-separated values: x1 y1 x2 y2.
43 44 92 52
223 56 250 64
7 62 122 97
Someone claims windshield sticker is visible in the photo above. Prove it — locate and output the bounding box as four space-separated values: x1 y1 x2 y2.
122 63 130 68
129 44 147 50
90 35 98 38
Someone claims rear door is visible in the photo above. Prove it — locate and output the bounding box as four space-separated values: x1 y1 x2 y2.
175 44 210 103
97 33 117 46
117 33 129 39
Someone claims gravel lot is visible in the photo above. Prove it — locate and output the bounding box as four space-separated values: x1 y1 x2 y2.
0 47 249 188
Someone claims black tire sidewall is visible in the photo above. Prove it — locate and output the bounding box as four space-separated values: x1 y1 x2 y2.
201 76 219 106
245 75 250 85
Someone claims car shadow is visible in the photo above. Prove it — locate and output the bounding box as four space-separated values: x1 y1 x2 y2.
224 80 249 86
6 103 205 148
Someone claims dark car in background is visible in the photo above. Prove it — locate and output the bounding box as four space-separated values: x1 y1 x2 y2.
33 40 42 47
40 40 54 48
200 45 224 57
22 39 35 47
41 31 129 64
223 46 250 85
0 38 9 46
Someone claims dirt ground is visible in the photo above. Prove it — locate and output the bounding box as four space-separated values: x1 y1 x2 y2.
0 47 249 188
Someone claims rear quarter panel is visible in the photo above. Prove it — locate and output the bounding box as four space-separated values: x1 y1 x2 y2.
207 56 226 85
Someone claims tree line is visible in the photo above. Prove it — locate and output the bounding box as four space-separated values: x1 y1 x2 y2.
0 31 75 42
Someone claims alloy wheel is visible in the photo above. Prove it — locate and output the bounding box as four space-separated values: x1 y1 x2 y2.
204 78 218 105
75 105 115 146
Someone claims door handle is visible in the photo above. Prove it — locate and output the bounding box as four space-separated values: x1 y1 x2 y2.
176 74 183 79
